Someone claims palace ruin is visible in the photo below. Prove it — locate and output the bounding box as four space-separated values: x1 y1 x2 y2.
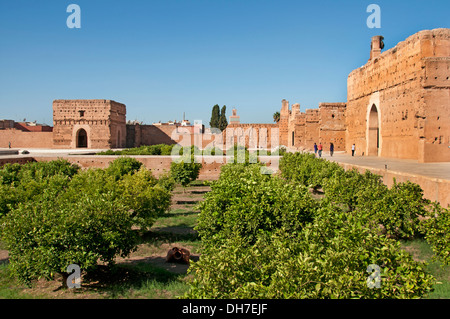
0 28 448 163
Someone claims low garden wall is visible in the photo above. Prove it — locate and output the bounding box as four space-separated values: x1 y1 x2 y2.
0 154 447 207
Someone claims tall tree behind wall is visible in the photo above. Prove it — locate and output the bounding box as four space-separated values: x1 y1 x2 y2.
219 105 228 131
209 104 220 129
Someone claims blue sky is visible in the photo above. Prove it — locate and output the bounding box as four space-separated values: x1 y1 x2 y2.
0 0 449 126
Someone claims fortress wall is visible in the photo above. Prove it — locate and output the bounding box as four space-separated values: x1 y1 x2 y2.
2 154 445 207
337 162 449 208
0 130 54 148
224 123 279 150
346 29 450 162
304 109 320 149
29 155 272 180
52 99 122 149
319 103 346 151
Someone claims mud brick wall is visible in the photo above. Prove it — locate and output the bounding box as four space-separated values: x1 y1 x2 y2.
346 28 450 162
11 154 447 207
287 103 303 149
0 130 54 148
277 100 346 152
319 103 346 151
0 157 36 167
52 99 126 149
225 123 279 150
109 101 127 148
279 99 290 147
304 109 320 149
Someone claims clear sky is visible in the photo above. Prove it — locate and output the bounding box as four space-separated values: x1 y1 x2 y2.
0 0 449 126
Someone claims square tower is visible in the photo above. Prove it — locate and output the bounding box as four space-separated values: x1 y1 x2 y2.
52 99 126 149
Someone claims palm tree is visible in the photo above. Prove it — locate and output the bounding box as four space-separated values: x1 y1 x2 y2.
273 111 280 123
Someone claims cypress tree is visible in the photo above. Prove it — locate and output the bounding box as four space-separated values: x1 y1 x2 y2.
210 104 220 129
219 105 228 131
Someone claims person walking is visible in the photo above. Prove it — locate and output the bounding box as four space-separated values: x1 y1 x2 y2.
352 143 355 156
318 142 323 158
8 141 11 149
314 143 318 156
330 142 334 157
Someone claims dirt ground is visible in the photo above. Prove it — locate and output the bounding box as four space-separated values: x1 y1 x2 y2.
0 250 7 265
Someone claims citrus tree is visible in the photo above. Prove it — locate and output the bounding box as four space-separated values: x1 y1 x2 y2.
0 158 172 286
184 162 436 299
170 155 202 191
1 191 137 285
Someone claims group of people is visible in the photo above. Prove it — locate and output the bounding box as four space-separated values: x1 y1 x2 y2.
313 142 333 158
313 143 356 157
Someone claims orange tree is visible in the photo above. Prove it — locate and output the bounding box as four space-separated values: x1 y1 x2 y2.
184 163 435 299
0 158 171 286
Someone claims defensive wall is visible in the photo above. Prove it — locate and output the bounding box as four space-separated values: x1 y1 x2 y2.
346 29 450 162
0 154 447 207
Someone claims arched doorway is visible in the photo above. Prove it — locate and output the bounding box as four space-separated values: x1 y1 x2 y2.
76 129 88 148
367 104 379 156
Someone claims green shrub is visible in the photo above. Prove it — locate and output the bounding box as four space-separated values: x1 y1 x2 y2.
422 203 450 265
186 199 434 299
170 155 202 189
117 167 171 230
156 171 176 192
267 146 287 156
31 159 80 179
323 169 384 212
279 152 343 190
105 157 143 180
62 165 171 231
160 144 175 155
281 153 432 240
0 160 79 186
195 164 317 246
0 159 173 285
0 160 79 218
224 145 259 164
96 144 176 156
1 192 137 285
0 163 22 186
185 160 436 299
363 180 430 239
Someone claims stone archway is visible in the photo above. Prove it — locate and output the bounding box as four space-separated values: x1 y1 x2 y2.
76 128 88 148
367 104 379 156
